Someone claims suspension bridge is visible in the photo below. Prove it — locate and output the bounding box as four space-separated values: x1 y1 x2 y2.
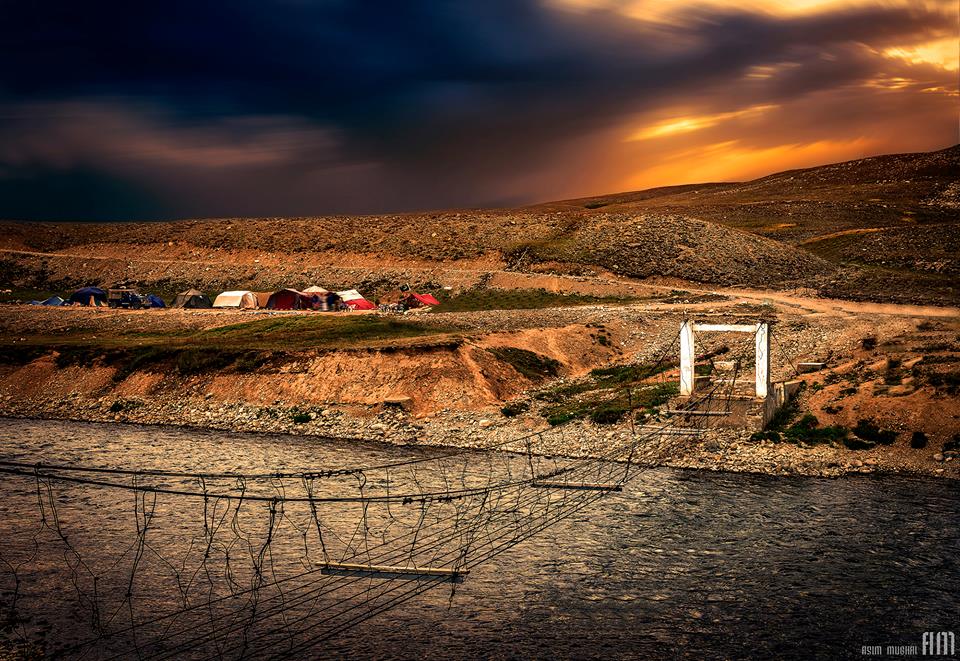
0 323 792 659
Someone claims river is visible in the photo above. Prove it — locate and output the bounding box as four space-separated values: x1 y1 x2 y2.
0 418 956 660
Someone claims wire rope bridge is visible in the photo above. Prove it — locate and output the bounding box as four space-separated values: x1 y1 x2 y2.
0 324 778 659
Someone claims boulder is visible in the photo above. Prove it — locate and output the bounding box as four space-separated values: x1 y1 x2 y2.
383 396 413 411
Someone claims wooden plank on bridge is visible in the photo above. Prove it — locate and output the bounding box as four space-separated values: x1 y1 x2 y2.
532 481 623 491
663 409 729 416
636 426 702 436
694 323 758 333
320 562 467 582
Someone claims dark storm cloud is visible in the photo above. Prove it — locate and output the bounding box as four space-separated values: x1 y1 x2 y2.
0 0 955 219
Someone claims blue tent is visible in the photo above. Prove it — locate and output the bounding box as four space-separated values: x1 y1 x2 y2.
68 287 107 306
146 294 166 308
42 296 65 306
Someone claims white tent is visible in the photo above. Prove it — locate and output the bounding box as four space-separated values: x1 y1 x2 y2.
336 289 377 310
303 285 329 293
213 290 259 309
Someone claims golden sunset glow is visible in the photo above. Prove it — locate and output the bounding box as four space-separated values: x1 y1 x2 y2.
621 138 879 191
547 0 928 20
628 105 779 141
883 37 960 71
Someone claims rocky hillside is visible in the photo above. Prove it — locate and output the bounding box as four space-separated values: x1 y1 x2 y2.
509 213 833 287
540 144 960 244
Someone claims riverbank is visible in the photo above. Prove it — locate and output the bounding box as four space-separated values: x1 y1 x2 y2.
2 396 956 480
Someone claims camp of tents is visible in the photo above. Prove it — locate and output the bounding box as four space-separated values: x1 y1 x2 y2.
24 284 438 313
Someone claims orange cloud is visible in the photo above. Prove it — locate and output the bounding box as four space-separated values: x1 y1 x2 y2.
627 104 779 141
547 0 951 22
883 37 960 71
619 138 880 190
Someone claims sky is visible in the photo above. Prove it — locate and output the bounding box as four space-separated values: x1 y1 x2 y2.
0 0 957 220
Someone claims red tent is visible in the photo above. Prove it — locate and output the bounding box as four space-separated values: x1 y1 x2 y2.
266 289 307 310
345 298 377 310
405 293 440 308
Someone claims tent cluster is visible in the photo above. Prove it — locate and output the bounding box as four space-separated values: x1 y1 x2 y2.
30 287 167 308
211 287 378 311
29 285 440 312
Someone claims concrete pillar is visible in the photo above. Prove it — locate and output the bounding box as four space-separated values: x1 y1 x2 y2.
679 320 695 396
755 322 770 399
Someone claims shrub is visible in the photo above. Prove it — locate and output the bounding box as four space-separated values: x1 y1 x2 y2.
782 414 848 445
489 347 561 382
861 337 877 350
853 418 897 445
57 346 110 370
590 404 627 425
234 351 269 373
500 401 529 418
844 436 876 451
910 431 928 449
546 410 578 426
109 399 142 413
112 347 173 382
292 412 311 424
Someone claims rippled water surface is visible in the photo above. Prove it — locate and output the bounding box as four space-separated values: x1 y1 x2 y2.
0 419 957 660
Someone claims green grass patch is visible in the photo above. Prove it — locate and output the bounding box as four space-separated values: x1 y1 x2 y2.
46 344 277 382
753 413 848 446
7 314 457 355
431 287 638 313
488 347 561 382
113 347 175 381
588 361 672 386
543 382 678 426
201 315 453 349
535 357 680 425
752 389 848 446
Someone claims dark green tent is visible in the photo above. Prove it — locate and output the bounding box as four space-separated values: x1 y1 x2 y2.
172 289 212 309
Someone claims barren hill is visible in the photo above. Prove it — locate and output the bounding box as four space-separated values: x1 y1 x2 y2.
538 144 959 244
0 144 956 304
531 144 959 303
